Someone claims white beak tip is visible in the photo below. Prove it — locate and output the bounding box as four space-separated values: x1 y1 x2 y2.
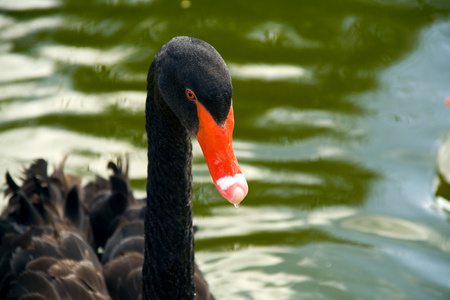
215 174 248 205
230 186 245 204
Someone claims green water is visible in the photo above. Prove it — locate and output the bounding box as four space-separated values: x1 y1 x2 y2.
1 0 450 299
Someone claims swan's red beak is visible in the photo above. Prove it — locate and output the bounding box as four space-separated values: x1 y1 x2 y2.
196 102 248 205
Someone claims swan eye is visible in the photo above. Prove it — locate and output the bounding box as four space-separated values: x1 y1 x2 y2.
186 89 196 101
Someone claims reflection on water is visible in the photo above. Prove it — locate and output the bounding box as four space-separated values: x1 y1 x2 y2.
0 0 61 11
246 21 322 49
228 63 313 82
0 54 54 82
40 44 133 66
341 214 429 241
1 0 450 299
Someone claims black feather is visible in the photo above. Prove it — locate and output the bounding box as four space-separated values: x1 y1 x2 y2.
102 220 144 264
88 190 128 250
103 252 143 300
5 172 20 195
64 186 86 231
59 231 101 269
8 270 60 300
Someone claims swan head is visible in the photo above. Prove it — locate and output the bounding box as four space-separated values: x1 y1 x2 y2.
153 36 248 205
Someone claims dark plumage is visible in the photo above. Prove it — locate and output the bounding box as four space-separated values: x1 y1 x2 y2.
0 36 247 300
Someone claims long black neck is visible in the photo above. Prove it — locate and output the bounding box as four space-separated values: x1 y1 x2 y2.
143 65 195 299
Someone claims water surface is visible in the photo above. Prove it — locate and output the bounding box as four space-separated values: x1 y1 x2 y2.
1 1 450 299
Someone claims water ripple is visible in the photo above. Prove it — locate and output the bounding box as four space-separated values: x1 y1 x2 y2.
228 63 314 82
0 54 54 82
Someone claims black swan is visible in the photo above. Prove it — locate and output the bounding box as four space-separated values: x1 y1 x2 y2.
0 36 248 300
